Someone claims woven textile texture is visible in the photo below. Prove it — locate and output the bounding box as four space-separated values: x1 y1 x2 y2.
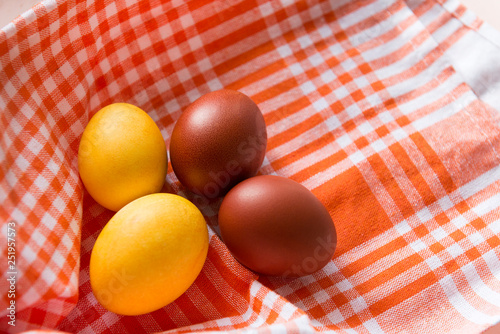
2 0 500 332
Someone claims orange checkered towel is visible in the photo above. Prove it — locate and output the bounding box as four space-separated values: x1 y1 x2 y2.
2 0 500 333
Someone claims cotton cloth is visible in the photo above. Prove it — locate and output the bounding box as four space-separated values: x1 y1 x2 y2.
2 0 500 333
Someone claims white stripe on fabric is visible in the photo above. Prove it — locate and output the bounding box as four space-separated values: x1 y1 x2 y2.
471 193 500 217
440 275 498 324
462 262 500 308
338 0 397 31
350 7 412 47
432 16 463 44
460 165 500 200
396 72 463 116
373 37 436 79
412 91 475 131
363 14 422 62
483 250 500 282
385 55 451 98
333 165 500 271
416 3 441 27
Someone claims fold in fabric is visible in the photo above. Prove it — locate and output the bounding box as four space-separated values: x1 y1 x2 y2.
1 0 500 333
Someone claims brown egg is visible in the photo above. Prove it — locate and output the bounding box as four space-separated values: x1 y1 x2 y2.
170 90 267 198
218 175 337 277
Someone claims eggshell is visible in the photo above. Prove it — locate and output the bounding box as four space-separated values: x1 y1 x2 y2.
78 103 167 211
218 175 337 277
170 90 267 198
90 193 208 316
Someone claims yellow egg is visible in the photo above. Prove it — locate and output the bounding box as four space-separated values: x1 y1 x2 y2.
78 103 167 211
90 193 209 315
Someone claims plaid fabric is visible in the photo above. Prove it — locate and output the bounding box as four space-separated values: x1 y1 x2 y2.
2 0 500 332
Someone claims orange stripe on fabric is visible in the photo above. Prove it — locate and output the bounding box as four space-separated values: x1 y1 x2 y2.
190 0 259 33
428 23 471 55
421 5 465 36
267 113 324 151
312 166 393 256
204 1 332 76
341 237 408 278
355 253 423 295
369 272 438 317
213 6 337 81
342 315 361 328
380 17 469 90
410 0 436 16
290 150 347 184
368 21 428 72
266 309 279 324
214 40 276 77
367 153 415 218
386 67 456 116
270 131 336 172
409 132 457 194
340 0 406 46
191 252 253 320
251 297 264 317
250 78 300 106
248 33 459 176
264 96 311 126
308 304 327 319
389 142 437 206
335 0 379 19
226 59 289 92
213 0 443 150
211 0 399 90
176 294 210 325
